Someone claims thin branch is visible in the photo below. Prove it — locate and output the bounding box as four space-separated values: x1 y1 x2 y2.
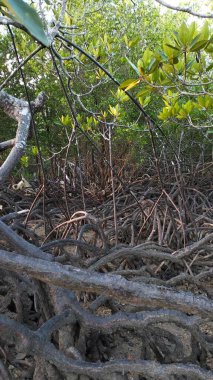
0 220 53 261
49 0 67 40
0 139 15 152
0 16 26 30
176 232 213 259
88 245 180 272
0 45 44 91
154 0 213 18
0 91 46 183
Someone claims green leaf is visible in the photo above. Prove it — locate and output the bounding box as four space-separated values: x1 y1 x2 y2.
109 104 120 117
137 59 144 75
179 22 189 46
125 56 139 75
142 48 152 65
32 146 39 156
204 36 213 52
122 79 140 91
190 40 208 52
189 33 201 49
124 34 129 46
129 36 140 48
143 96 151 106
162 63 175 74
120 79 138 89
200 21 209 40
197 95 213 109
165 43 180 51
188 21 196 40
2 0 50 46
176 109 188 119
158 49 168 61
158 107 172 120
182 100 193 113
61 114 71 126
115 88 129 102
151 68 160 82
21 155 29 168
147 57 158 73
186 59 195 70
206 62 213 72
173 31 181 47
137 88 151 98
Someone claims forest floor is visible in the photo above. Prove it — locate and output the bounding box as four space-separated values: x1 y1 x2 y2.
0 166 213 379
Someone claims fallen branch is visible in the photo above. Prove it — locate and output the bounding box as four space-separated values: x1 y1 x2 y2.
0 249 212 316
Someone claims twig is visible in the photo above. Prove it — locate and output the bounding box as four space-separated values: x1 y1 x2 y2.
154 0 213 18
